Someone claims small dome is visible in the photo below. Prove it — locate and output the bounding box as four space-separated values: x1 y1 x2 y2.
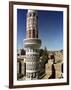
28 9 36 13
28 9 37 14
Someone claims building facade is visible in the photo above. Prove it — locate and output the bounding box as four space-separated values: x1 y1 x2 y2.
24 10 41 80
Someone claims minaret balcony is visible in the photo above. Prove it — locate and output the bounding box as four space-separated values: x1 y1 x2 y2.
24 38 41 48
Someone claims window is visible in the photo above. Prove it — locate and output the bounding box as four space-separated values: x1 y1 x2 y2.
33 73 36 78
28 30 31 38
32 29 35 38
33 13 36 17
19 62 21 74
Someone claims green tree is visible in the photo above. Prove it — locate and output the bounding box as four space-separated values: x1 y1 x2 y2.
21 49 26 55
42 47 48 64
39 49 44 57
39 47 48 64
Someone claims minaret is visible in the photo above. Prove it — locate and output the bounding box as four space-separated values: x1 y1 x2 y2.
24 10 41 80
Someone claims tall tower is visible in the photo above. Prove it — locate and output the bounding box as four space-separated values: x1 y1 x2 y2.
24 10 41 80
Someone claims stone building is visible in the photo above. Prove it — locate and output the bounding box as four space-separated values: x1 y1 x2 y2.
17 55 26 80
24 10 41 80
48 53 55 64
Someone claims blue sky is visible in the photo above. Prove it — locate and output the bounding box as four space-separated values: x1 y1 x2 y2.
17 9 63 51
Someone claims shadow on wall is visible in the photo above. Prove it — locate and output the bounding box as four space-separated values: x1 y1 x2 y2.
48 64 55 79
